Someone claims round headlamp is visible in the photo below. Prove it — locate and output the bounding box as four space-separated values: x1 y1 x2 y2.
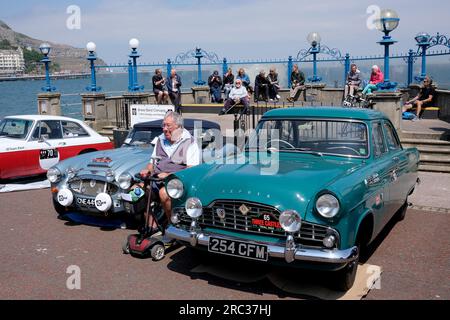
316 194 340 218
166 178 184 199
117 172 132 190
185 197 203 218
279 210 302 233
47 167 61 183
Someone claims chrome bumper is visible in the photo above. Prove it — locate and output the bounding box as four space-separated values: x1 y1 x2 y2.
166 225 358 264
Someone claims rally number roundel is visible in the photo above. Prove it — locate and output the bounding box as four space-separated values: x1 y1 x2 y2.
39 148 60 170
95 193 112 212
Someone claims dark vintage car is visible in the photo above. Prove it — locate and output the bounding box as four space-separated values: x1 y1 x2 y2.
48 118 233 226
164 107 420 291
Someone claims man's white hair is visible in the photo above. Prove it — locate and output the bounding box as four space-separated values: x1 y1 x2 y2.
165 111 184 128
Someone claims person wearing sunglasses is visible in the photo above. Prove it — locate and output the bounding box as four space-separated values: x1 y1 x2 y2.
403 76 436 121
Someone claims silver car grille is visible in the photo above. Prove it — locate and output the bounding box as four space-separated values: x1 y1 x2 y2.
175 200 333 247
69 179 118 197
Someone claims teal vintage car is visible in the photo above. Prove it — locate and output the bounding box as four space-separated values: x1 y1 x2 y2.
164 107 420 291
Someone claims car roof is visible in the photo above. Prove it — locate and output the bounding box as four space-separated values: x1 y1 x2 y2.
261 107 389 121
134 118 221 130
4 115 84 122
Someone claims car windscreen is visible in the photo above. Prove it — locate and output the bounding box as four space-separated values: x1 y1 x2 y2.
247 119 369 158
0 118 33 139
124 127 163 146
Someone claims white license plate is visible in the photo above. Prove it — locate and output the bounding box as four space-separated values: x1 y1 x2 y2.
76 197 96 208
208 237 268 261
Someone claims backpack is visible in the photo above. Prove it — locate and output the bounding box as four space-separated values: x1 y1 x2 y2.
402 111 416 120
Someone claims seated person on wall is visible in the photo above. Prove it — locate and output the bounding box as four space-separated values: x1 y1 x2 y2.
403 76 436 121
287 64 305 102
236 68 252 95
152 68 169 104
361 65 384 96
254 70 270 102
219 79 250 115
267 68 281 101
167 69 182 113
208 70 223 103
344 63 361 99
222 68 234 99
139 111 200 229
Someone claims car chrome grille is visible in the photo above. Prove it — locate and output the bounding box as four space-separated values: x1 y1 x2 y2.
175 200 333 247
69 179 118 197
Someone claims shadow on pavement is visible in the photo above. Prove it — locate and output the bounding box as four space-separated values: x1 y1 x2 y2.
166 246 345 300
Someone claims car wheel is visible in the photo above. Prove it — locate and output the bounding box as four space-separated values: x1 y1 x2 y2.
333 254 359 291
150 244 165 261
396 199 408 221
52 198 67 216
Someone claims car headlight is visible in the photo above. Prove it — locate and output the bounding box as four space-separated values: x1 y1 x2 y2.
166 178 184 199
316 194 340 218
279 210 301 233
185 197 202 218
47 167 61 183
117 172 132 190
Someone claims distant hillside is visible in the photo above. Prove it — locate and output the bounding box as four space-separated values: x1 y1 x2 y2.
0 20 107 73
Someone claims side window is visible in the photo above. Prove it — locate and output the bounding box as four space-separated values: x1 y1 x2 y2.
383 121 401 151
34 120 63 140
372 122 387 158
62 121 89 138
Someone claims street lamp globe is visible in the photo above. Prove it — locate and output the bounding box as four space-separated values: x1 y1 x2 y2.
129 38 139 50
86 41 96 53
39 43 51 55
415 32 431 44
375 9 399 34
307 32 321 47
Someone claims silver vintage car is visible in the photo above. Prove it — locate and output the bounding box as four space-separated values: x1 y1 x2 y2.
48 118 231 226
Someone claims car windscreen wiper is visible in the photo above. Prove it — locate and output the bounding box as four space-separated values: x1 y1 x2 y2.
294 148 323 157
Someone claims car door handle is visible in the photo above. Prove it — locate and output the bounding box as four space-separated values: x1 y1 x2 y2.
58 142 66 146
392 156 400 163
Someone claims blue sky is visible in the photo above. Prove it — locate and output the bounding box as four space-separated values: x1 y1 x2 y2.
1 0 449 64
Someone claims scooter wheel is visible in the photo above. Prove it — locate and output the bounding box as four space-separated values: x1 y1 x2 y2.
151 244 165 261
122 241 130 254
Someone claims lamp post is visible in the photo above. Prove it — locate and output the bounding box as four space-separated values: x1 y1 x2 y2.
375 9 400 90
128 38 143 91
306 32 322 82
414 32 431 82
86 42 101 91
39 43 56 92
194 47 206 86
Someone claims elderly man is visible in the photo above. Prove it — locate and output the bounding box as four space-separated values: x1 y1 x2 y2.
218 79 250 115
139 111 200 227
166 69 182 113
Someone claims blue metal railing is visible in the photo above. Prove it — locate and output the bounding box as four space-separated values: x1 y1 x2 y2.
94 36 450 90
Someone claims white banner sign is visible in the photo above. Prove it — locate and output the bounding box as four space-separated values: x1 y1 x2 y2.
130 104 175 127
